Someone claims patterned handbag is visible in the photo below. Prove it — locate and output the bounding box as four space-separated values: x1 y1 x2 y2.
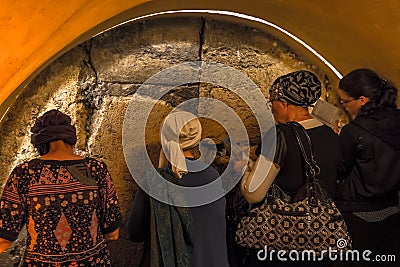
235 122 351 253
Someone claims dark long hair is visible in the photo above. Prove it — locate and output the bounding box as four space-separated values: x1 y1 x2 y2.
339 68 398 114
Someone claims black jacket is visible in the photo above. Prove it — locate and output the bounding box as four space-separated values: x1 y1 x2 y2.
336 109 400 211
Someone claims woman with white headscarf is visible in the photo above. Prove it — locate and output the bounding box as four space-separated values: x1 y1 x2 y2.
126 111 229 267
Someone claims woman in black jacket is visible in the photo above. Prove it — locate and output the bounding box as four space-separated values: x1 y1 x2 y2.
336 68 400 266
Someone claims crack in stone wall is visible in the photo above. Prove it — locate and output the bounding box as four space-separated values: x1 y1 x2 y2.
0 16 333 266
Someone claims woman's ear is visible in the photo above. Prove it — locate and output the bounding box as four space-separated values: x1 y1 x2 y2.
358 96 370 106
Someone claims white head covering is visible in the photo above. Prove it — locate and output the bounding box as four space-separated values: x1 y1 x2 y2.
158 111 202 178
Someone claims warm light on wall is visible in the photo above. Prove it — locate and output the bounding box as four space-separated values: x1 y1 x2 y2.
98 9 343 79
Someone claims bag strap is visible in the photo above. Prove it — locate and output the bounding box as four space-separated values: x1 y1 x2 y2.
287 122 321 179
286 122 320 205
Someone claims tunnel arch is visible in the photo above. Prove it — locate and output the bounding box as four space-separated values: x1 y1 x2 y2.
0 11 338 266
1 1 400 265
2 0 400 121
1 9 342 122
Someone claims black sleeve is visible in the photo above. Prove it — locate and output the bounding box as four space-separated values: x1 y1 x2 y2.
337 124 357 180
256 125 287 166
126 187 150 242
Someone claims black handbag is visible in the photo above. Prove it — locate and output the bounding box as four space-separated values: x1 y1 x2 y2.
235 122 351 253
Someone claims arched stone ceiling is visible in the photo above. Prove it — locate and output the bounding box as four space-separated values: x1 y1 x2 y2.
1 0 400 119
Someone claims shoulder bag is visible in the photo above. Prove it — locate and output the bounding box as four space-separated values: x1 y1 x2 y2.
235 122 352 253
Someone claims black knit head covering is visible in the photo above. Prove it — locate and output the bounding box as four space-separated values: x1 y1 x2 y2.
31 109 77 155
269 70 322 108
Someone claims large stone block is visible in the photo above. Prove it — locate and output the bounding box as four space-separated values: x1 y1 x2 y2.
90 17 203 84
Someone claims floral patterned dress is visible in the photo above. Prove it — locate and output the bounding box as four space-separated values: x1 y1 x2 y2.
0 158 122 267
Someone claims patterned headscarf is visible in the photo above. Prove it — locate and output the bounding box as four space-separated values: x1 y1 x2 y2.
269 70 322 107
31 109 77 155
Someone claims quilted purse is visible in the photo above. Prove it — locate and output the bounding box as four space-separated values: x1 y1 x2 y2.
235 122 351 253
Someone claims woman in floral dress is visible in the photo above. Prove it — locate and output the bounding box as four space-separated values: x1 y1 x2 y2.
0 109 121 266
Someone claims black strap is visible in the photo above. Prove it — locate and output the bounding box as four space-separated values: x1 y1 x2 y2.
287 122 320 179
286 122 321 205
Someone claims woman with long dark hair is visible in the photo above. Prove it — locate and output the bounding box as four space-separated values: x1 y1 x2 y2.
336 68 400 266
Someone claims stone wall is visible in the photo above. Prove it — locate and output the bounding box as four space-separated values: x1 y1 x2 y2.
0 16 331 266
